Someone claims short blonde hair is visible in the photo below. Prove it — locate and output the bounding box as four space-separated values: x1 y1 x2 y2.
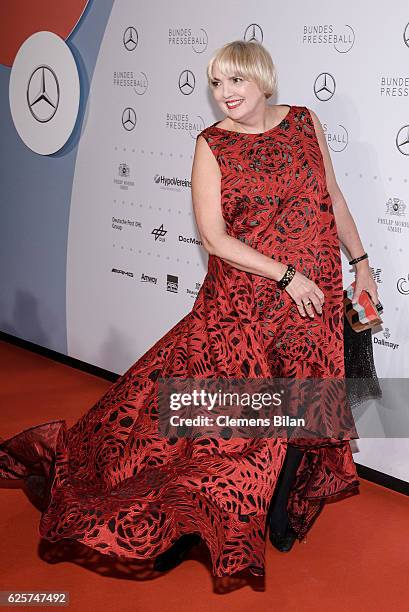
206 40 278 99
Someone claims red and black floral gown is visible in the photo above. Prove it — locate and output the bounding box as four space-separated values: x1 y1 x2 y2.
0 105 359 577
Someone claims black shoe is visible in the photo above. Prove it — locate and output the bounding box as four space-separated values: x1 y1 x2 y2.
269 523 298 552
153 533 201 572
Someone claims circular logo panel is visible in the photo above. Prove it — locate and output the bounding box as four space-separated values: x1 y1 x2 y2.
9 31 80 155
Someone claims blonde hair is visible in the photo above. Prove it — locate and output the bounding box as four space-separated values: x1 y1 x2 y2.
206 40 278 99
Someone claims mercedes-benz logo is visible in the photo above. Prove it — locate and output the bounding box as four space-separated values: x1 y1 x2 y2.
314 73 336 101
403 22 409 48
179 70 195 95
123 26 138 51
27 65 60 123
244 24 263 43
122 107 137 131
396 125 409 155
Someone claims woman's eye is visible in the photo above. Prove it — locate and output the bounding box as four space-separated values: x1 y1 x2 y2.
211 78 242 86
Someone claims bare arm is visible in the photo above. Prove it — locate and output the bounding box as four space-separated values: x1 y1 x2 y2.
309 109 379 304
191 134 325 318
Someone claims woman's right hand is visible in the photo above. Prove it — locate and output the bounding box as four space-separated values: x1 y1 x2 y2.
284 271 325 318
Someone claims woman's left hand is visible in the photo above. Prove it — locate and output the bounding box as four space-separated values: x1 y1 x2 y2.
352 266 379 304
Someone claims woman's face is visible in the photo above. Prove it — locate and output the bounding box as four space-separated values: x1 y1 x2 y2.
210 64 265 120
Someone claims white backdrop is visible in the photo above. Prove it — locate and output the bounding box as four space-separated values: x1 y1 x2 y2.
66 0 409 481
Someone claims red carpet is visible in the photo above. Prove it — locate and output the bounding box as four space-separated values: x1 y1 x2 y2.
0 340 408 610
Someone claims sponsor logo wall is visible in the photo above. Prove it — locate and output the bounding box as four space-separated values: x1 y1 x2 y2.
2 0 409 480
68 2 409 378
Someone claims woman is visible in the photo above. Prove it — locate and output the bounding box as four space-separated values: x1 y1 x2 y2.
0 40 378 578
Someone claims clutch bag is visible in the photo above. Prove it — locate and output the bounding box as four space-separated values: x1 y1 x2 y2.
343 280 383 408
343 280 383 332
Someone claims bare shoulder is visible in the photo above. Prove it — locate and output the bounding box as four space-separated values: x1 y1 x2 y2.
304 106 328 147
194 132 218 158
192 133 220 176
304 107 340 193
306 107 324 133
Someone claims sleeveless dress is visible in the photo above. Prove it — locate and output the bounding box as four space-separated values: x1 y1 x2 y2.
0 105 360 578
